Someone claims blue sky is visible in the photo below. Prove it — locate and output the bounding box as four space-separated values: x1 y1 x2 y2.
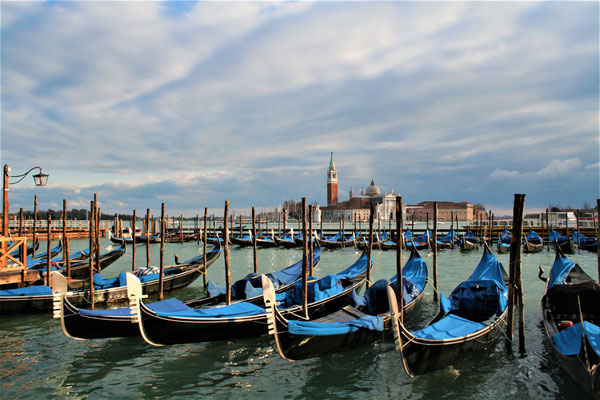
1 1 598 217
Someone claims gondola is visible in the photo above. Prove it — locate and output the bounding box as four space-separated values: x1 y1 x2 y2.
389 243 508 375
497 229 511 253
263 246 427 360
50 244 222 337
255 230 278 248
355 232 385 250
107 227 137 244
406 231 429 250
61 240 127 279
163 228 198 243
316 231 356 249
550 230 573 254
435 230 456 250
354 232 398 251
380 232 402 251
6 243 217 316
127 249 370 345
524 229 544 253
230 231 254 247
51 244 318 339
9 238 39 258
460 230 478 251
573 231 598 253
25 240 63 267
274 229 301 248
539 248 600 398
0 241 128 314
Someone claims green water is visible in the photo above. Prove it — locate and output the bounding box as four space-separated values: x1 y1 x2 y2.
1 238 596 399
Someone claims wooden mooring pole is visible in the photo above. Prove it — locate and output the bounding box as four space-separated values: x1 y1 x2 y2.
145 209 150 268
597 199 600 281
309 204 314 276
159 203 165 301
301 198 308 318
88 199 95 309
395 196 404 317
63 199 71 278
32 195 38 259
432 202 438 303
46 214 52 287
252 206 257 274
203 207 208 288
505 193 526 353
224 201 231 305
366 202 375 289
132 210 136 271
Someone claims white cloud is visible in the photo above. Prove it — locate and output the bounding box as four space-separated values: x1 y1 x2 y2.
490 158 583 180
2 1 598 212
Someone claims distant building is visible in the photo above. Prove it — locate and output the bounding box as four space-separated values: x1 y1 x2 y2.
321 153 401 221
405 201 485 222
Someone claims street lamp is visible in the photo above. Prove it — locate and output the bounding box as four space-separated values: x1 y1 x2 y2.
3 164 50 237
9 166 49 186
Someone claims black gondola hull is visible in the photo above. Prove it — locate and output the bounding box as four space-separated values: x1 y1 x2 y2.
138 280 363 345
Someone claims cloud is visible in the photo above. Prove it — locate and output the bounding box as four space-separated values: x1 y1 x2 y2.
1 1 598 214
490 158 583 180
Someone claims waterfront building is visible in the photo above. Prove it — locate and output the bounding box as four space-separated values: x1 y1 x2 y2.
321 153 401 222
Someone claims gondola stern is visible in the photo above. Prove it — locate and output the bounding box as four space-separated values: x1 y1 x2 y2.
262 274 294 362
125 273 162 347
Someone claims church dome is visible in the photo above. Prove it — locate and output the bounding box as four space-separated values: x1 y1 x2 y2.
365 179 380 196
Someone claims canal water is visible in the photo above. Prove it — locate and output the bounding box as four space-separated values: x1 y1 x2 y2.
1 237 596 399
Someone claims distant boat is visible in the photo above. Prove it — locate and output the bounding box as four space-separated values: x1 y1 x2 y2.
316 231 356 249
549 230 572 254
497 229 511 253
524 229 544 253
572 231 598 253
274 229 300 248
460 230 478 251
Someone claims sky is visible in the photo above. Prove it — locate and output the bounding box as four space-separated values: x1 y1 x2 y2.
1 1 598 217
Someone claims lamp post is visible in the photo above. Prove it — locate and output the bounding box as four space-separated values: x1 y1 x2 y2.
3 164 49 237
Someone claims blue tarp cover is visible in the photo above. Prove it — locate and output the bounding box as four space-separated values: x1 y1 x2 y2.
207 249 321 299
285 274 343 306
154 300 265 319
462 230 477 244
499 230 511 244
552 321 600 358
288 315 384 336
270 248 321 285
526 229 543 244
334 252 368 280
411 314 488 340
550 230 570 244
546 256 576 292
392 254 428 293
77 298 192 317
0 285 52 297
573 232 598 247
439 230 456 244
467 251 507 291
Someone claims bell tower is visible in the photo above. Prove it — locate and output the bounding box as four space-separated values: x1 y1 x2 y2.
327 152 338 206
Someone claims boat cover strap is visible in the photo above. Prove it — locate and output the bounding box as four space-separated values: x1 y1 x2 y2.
411 314 487 340
287 315 384 336
552 321 600 358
